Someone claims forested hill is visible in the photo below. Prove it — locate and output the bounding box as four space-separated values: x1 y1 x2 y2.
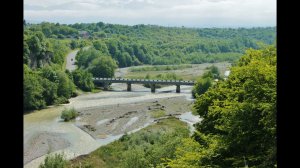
24 21 276 66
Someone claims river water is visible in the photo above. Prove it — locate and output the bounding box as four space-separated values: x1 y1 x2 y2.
24 82 201 168
24 52 202 167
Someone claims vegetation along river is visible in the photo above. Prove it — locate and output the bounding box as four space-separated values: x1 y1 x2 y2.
24 68 202 168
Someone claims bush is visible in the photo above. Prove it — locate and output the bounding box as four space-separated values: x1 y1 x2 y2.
192 77 213 98
39 153 67 168
72 69 94 91
61 108 78 121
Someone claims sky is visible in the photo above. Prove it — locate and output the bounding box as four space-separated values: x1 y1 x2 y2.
24 0 276 28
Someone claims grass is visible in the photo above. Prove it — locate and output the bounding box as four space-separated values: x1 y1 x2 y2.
150 109 166 118
67 117 189 168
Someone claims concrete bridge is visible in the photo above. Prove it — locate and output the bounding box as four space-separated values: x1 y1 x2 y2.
93 78 195 93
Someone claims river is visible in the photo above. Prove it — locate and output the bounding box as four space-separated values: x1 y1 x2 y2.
23 51 202 168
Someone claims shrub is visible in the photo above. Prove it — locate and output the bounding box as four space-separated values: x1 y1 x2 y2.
39 153 67 168
61 108 78 121
192 77 213 98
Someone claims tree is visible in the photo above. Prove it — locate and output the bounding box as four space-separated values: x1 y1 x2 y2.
72 69 95 91
191 46 276 167
93 40 109 54
24 65 46 110
75 47 102 68
88 56 117 78
70 40 78 50
56 71 75 99
192 77 213 98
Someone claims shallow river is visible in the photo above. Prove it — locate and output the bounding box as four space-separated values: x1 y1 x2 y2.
24 81 201 168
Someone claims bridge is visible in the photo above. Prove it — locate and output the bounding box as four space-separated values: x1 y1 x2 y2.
93 78 195 93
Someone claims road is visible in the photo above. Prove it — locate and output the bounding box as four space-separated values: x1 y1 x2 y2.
65 49 79 71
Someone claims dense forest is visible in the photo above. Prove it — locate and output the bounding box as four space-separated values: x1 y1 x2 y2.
23 21 276 112
25 21 275 66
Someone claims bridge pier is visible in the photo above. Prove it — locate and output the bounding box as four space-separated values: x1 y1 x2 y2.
150 84 156 93
103 82 109 91
176 85 180 93
127 83 131 91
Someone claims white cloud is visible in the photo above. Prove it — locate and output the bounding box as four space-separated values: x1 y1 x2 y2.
24 0 276 27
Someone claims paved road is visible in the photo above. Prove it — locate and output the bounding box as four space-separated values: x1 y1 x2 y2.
66 50 79 71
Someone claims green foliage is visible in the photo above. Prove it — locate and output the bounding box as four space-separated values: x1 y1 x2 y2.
187 46 276 167
72 69 95 91
24 64 46 110
92 40 109 54
56 71 75 99
207 65 221 79
39 153 67 168
88 56 117 78
165 138 202 168
47 39 70 66
61 108 78 121
26 22 276 66
192 77 213 98
24 64 77 111
70 40 79 49
75 47 103 68
67 118 190 168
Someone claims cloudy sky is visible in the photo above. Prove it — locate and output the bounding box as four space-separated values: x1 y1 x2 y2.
24 0 276 27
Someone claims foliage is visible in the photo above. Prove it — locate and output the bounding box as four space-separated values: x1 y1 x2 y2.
165 138 202 168
88 56 118 78
24 64 77 111
206 65 221 79
39 153 67 168
169 46 276 167
75 47 103 68
24 64 46 110
72 69 95 91
26 22 276 66
67 118 190 168
61 108 78 121
192 77 213 98
56 71 75 99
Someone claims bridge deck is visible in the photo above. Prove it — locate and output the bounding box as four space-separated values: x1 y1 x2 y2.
93 78 195 85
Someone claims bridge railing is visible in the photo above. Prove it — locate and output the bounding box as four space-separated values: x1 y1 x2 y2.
92 77 195 84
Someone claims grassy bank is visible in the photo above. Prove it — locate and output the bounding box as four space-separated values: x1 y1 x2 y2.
67 117 190 168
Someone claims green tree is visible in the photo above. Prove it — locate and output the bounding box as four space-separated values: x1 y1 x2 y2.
72 69 95 91
191 46 276 167
88 56 117 78
24 65 46 110
56 71 75 99
192 77 213 98
93 40 109 54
